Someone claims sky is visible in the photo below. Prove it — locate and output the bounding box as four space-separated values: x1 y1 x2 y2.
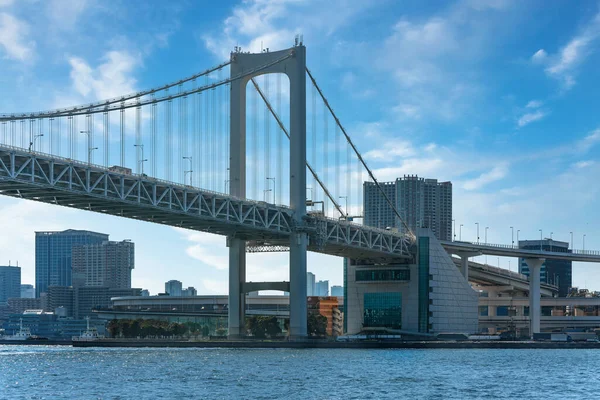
1 0 600 294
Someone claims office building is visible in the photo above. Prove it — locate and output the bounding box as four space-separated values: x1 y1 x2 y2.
72 240 135 289
0 266 21 303
21 284 35 299
315 280 329 296
74 286 141 319
363 175 452 240
7 297 42 314
307 272 316 296
35 230 109 297
519 239 572 297
165 280 183 296
47 286 75 317
331 285 343 297
182 287 197 296
141 289 150 297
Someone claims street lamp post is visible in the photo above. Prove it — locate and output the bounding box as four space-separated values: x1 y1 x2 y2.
510 226 514 248
453 219 456 241
339 196 348 217
517 229 520 244
263 189 272 202
267 177 276 204
485 227 489 245
183 156 193 185
134 144 148 175
476 222 480 243
539 229 542 250
459 224 463 241
88 147 98 165
550 232 553 252
570 232 573 249
583 234 586 252
28 133 44 152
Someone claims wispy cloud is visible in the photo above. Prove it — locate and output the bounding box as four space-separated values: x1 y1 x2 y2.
462 164 508 190
0 12 35 61
533 11 600 89
526 100 542 108
517 109 547 128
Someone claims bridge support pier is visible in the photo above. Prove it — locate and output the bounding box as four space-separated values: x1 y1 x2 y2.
525 258 544 337
455 251 479 282
228 238 246 338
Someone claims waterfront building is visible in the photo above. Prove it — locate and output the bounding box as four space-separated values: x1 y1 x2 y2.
363 176 452 240
331 285 343 297
72 240 135 289
307 272 316 296
315 280 329 296
74 287 141 319
35 230 109 297
20 284 35 299
165 280 183 296
7 297 42 314
308 296 343 336
519 239 571 297
0 266 21 303
344 229 478 335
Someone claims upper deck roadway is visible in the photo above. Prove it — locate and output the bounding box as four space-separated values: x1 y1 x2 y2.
0 145 411 262
441 240 600 263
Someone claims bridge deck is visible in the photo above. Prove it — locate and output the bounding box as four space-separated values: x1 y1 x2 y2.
0 145 411 261
441 240 600 263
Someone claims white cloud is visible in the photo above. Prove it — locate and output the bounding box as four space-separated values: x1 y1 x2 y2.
67 50 139 101
525 100 542 108
573 160 594 169
0 12 35 61
364 140 416 160
537 11 600 88
46 0 88 31
0 0 14 7
462 164 508 190
577 129 600 152
531 49 547 63
517 110 546 127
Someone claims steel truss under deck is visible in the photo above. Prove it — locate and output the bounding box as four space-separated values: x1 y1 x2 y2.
0 145 412 261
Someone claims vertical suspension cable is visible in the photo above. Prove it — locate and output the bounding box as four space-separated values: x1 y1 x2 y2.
276 73 282 204
217 69 222 191
311 84 317 202
20 120 24 149
356 148 361 218
251 83 258 200
68 116 73 159
197 89 202 188
49 118 54 154
104 112 109 167
264 74 271 203
28 119 33 151
120 104 125 167
226 80 230 193
152 94 157 177
335 123 340 215
57 117 62 157
178 85 183 183
10 120 15 147
204 76 209 189
136 98 141 173
323 102 329 216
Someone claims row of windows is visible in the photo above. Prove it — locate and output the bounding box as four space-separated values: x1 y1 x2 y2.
355 269 410 282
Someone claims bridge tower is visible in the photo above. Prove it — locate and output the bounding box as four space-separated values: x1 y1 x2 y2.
228 45 307 338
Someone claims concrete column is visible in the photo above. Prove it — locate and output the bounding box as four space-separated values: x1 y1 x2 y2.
228 54 248 339
456 251 478 282
525 258 544 337
228 238 246 337
288 46 308 339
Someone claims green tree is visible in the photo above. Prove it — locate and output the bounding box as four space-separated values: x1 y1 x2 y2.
307 314 328 337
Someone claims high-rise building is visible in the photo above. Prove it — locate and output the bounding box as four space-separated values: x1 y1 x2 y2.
35 230 109 297
519 239 572 297
315 280 329 296
20 284 35 299
165 280 183 296
0 266 21 303
72 240 135 289
363 176 452 240
307 272 316 296
331 285 343 297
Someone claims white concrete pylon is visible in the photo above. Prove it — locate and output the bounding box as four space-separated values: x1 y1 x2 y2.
525 257 544 337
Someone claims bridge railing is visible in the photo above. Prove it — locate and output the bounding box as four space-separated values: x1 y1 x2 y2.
450 239 600 256
0 144 291 210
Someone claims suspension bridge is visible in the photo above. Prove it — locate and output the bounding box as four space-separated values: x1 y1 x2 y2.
0 42 414 338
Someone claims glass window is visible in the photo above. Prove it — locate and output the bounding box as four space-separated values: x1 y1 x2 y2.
355 269 410 282
363 292 402 329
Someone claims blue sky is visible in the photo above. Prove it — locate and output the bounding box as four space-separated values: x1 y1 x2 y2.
1 0 600 294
